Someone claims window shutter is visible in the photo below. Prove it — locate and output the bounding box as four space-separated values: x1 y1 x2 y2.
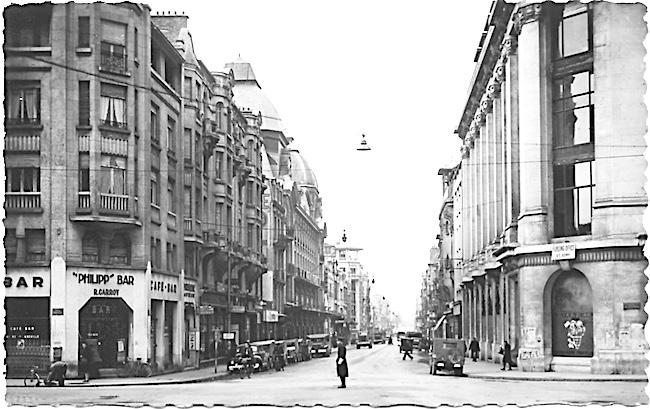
79 81 90 126
101 19 126 45
100 83 126 99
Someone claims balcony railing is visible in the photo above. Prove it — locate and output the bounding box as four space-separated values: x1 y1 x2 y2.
5 192 41 210
78 192 91 209
100 193 128 212
78 133 90 152
100 49 127 73
101 136 128 156
5 134 40 151
184 218 193 233
100 119 128 130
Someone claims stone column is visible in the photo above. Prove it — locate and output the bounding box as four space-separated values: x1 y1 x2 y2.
503 35 520 244
491 276 498 362
477 281 484 359
515 3 551 245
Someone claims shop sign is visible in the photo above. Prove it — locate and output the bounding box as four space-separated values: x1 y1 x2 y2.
222 332 235 340
230 305 245 314
551 243 576 261
263 310 279 323
334 319 345 324
184 279 196 304
4 270 50 297
623 302 641 310
52 308 64 316
150 273 179 301
199 305 214 315
71 271 136 297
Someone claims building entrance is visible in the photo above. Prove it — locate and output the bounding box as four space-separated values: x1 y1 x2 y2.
551 269 593 357
79 297 132 367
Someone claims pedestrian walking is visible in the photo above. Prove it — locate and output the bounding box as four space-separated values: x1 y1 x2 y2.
499 340 513 370
240 341 254 379
401 338 413 360
336 339 348 388
79 341 91 382
469 337 480 362
87 339 103 379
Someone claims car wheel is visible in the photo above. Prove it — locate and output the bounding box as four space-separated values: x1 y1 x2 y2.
370 345 373 349
454 367 463 377
357 345 360 349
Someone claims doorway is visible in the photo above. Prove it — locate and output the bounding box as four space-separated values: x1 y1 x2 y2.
551 269 593 357
79 297 132 367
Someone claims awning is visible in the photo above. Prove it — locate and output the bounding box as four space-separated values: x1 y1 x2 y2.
433 311 452 332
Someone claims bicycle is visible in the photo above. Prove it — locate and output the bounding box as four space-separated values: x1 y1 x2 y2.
116 358 153 378
24 365 42 387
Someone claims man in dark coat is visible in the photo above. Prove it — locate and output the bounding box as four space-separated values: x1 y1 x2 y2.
469 337 480 362
500 340 513 370
336 339 348 388
401 338 413 360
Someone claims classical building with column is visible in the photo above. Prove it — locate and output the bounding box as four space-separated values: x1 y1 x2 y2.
451 0 647 373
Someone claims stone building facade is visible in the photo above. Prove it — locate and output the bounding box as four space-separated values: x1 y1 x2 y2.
450 0 647 374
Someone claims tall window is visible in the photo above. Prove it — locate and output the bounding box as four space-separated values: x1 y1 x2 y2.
109 234 130 265
552 2 594 238
6 167 40 193
552 71 594 147
247 223 253 248
78 17 90 48
184 187 192 217
6 82 40 125
553 2 590 60
82 234 100 263
167 178 176 214
246 181 254 205
150 170 160 206
554 161 593 237
151 104 160 144
79 81 90 126
215 152 223 179
99 155 126 195
100 20 127 73
167 117 176 154
26 229 46 262
100 83 127 128
79 154 90 191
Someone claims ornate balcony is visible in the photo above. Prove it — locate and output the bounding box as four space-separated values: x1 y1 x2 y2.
5 134 40 152
5 192 41 211
99 193 128 214
78 192 91 210
100 48 127 74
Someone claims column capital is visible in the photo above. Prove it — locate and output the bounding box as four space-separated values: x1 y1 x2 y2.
513 3 543 35
487 78 502 100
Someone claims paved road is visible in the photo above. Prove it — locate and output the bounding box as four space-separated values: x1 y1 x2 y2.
6 344 647 406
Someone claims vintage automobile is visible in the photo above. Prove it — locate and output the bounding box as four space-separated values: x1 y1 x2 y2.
227 344 263 373
298 338 312 361
373 332 386 344
429 338 465 376
356 333 373 349
284 339 300 363
406 331 423 350
307 333 332 358
251 340 275 371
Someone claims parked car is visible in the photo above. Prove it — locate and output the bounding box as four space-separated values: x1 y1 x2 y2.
251 340 275 371
373 332 386 344
429 338 465 376
356 333 373 349
284 339 300 363
227 344 262 373
406 331 423 350
307 333 332 357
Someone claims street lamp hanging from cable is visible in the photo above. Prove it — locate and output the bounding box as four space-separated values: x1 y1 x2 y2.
357 134 371 151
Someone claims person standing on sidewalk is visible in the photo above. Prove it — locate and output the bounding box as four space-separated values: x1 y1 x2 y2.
336 339 348 388
469 338 480 362
499 340 513 370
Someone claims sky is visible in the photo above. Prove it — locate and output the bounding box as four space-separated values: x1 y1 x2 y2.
146 0 494 328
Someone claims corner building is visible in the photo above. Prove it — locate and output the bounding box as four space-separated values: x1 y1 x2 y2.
452 1 647 374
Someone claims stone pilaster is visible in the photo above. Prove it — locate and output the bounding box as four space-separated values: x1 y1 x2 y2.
515 3 552 245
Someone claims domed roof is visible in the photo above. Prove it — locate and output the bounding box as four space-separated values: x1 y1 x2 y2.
287 149 318 190
224 58 285 134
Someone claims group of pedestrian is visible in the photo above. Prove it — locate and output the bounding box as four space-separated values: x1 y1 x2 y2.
469 337 513 370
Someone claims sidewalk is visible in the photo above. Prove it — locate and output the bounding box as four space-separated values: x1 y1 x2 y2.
416 351 647 382
5 363 231 388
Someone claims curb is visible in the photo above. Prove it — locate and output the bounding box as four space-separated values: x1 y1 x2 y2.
5 372 231 388
465 373 648 382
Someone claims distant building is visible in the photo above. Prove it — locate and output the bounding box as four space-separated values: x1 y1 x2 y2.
449 1 647 374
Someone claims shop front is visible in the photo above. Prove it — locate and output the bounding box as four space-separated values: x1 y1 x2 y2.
4 268 51 377
183 277 200 368
63 266 148 375
150 272 183 371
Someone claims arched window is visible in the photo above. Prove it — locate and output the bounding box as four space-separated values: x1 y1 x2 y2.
109 234 130 265
82 234 100 263
215 102 224 129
